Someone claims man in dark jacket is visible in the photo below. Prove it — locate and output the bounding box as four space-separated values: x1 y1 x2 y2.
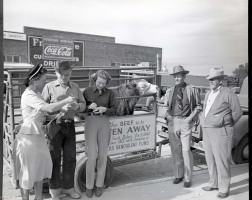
163 65 202 188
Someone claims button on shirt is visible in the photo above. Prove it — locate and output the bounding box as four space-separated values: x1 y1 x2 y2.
204 86 221 117
83 86 117 117
42 80 86 115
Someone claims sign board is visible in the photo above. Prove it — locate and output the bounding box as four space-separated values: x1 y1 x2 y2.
28 36 84 67
108 114 156 155
4 31 26 41
138 62 149 67
43 37 74 60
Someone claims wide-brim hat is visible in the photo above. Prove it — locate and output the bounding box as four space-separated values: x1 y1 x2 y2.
54 60 75 73
170 65 189 75
206 67 227 80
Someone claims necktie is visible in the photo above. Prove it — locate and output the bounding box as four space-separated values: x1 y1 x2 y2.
177 87 183 110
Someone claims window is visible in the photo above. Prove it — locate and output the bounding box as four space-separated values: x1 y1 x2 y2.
111 62 121 67
6 55 12 62
4 55 21 63
120 63 136 67
13 56 20 63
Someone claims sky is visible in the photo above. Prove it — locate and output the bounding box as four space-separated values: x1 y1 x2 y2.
4 0 248 76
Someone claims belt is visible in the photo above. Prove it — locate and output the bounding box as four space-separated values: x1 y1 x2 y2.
172 115 187 119
46 118 74 123
58 119 74 123
87 112 105 116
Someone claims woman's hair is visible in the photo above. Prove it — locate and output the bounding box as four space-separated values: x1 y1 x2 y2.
24 64 47 87
91 69 112 85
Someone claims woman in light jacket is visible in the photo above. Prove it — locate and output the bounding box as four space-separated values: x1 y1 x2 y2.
12 64 76 200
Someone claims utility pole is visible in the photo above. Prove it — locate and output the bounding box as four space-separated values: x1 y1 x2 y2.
156 54 161 71
0 2 4 198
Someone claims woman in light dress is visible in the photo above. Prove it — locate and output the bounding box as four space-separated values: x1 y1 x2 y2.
12 64 76 200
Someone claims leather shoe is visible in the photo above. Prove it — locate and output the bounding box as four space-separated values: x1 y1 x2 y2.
183 182 191 188
86 189 93 198
202 186 219 191
217 192 229 198
95 187 103 197
173 177 184 184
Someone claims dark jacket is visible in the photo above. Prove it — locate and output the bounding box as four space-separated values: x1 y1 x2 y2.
163 84 202 122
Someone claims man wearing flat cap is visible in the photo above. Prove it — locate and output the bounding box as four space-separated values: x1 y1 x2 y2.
42 61 86 200
163 65 202 188
200 67 242 199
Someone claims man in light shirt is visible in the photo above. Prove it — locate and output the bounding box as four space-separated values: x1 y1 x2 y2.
42 61 86 200
200 67 242 199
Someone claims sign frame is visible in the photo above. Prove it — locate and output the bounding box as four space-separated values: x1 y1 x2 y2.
107 114 156 155
28 36 84 67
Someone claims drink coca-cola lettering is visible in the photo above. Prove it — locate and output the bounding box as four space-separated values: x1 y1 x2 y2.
44 45 72 57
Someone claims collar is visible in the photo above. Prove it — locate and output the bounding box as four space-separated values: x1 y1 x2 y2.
54 79 72 88
211 86 222 93
93 86 106 93
175 82 186 89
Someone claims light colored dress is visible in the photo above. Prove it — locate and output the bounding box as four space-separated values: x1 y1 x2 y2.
12 89 52 189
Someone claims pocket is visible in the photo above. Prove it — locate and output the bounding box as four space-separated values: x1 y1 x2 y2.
182 119 193 131
223 115 233 126
208 114 224 127
222 125 234 136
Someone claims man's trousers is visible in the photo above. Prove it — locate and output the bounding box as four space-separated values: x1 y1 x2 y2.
49 121 76 190
168 117 193 182
202 125 234 193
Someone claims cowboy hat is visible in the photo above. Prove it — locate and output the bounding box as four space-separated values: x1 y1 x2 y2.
170 65 189 75
54 60 75 74
206 67 227 80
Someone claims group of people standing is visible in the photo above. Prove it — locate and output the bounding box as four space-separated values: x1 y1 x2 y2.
163 65 242 199
12 61 242 200
12 61 116 200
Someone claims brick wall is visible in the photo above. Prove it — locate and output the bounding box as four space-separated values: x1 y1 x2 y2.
3 40 28 62
84 41 162 67
4 27 162 68
24 26 115 43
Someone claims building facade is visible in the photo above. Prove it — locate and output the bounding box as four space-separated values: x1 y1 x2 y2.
3 27 162 68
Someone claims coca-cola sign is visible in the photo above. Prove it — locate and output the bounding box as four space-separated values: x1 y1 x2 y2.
43 44 73 59
28 36 84 67
43 37 74 60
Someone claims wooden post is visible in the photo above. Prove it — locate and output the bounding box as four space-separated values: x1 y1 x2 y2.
0 3 4 197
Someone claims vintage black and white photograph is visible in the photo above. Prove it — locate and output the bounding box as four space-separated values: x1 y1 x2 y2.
2 0 248 199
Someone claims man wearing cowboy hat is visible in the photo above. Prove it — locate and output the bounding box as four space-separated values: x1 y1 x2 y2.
42 60 86 200
200 67 242 198
163 65 202 188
